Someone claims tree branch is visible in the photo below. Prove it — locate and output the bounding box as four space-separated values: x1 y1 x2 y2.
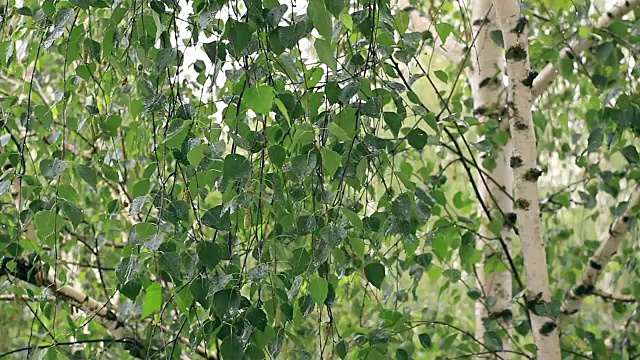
592 289 636 304
0 256 217 360
0 257 147 358
532 0 640 98
559 188 640 327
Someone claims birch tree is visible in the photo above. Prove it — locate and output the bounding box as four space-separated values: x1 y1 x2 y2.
493 0 561 358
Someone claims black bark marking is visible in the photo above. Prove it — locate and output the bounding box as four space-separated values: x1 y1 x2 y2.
540 321 557 335
505 212 517 228
510 156 523 168
479 76 496 88
607 12 614 18
522 71 538 87
589 260 602 270
523 168 542 181
506 46 527 61
473 17 489 26
513 120 527 130
474 106 487 115
574 284 594 296
512 17 528 34
489 309 513 321
515 198 530 210
562 49 575 60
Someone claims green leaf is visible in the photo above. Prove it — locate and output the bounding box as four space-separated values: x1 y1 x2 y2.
190 278 209 307
203 41 226 62
487 219 503 236
621 145 639 164
245 84 275 114
220 335 245 359
227 20 254 56
291 248 312 276
290 152 317 178
327 122 351 141
364 263 385 289
433 70 448 83
246 307 268 331
143 94 166 114
308 277 328 304
84 37 101 60
325 0 345 18
443 269 461 282
197 241 222 269
407 128 428 150
342 208 363 228
143 283 162 318
268 145 286 167
384 112 402 137
267 4 288 27
320 148 341 177
339 82 359 103
40 159 67 180
490 30 504 47
297 214 317 234
467 288 482 300
435 23 454 43
34 210 65 236
70 0 95 9
212 288 241 317
418 333 432 348
76 63 96 81
595 42 615 62
223 153 251 181
432 233 450 259
308 0 333 39
368 329 392 344
154 47 179 72
202 205 231 231
483 331 503 350
187 143 206 168
306 67 324 88
116 256 142 299
62 201 83 227
314 38 337 72
336 340 349 359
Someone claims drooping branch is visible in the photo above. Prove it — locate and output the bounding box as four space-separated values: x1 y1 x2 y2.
559 189 640 328
493 0 561 359
532 0 640 98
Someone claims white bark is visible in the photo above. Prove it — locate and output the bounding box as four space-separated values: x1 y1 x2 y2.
493 1 561 359
469 1 513 358
532 0 640 97
559 189 640 328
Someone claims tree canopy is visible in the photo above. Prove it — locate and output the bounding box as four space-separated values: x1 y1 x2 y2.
1 0 640 359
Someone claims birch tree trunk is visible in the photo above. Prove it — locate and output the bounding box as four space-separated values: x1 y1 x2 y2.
493 1 561 359
559 189 640 328
469 1 513 357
